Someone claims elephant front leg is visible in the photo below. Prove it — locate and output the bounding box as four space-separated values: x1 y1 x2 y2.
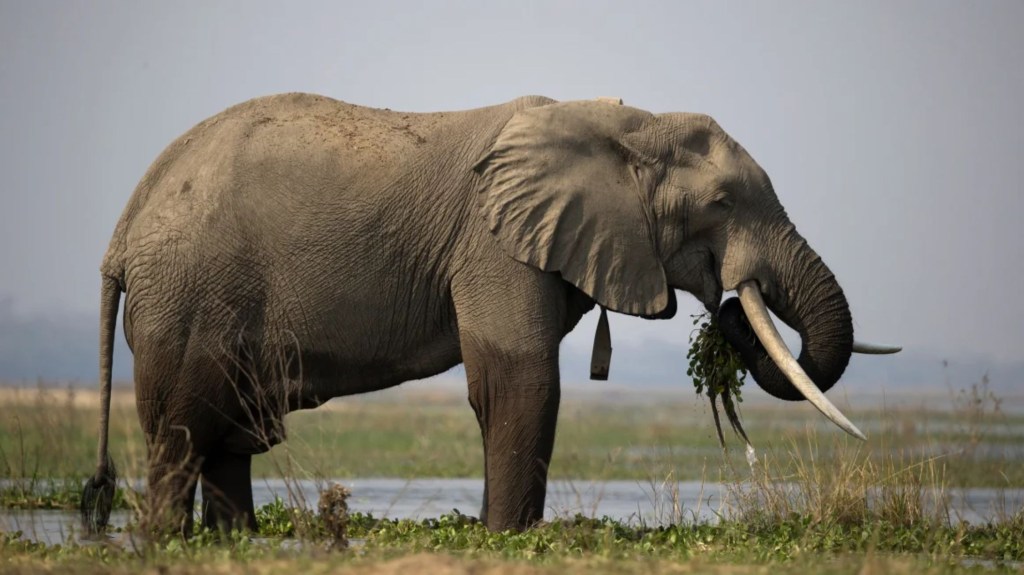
453 255 570 531
463 338 560 531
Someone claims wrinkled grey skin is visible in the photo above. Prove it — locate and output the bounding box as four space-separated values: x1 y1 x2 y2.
84 94 853 534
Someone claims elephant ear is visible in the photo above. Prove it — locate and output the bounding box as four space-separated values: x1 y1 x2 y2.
474 101 669 316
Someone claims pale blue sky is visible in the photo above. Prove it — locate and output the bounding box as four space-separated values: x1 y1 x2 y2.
1 1 1022 366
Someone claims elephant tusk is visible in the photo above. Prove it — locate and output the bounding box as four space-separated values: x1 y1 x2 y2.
852 341 902 355
736 281 867 441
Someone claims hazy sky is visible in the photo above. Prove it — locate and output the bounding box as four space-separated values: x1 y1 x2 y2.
1 1 1022 365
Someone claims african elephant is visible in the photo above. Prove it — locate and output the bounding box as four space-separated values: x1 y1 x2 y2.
80 94 897 535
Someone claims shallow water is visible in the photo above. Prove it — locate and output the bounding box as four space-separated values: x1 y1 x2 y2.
3 478 1022 546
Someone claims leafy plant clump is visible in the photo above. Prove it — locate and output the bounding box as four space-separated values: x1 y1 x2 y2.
686 312 752 452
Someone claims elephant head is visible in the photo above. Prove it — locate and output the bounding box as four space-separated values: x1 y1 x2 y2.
476 100 897 437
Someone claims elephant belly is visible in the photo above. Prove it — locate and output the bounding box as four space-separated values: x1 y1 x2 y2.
274 304 465 407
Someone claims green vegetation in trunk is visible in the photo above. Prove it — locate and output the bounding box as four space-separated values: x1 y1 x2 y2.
687 313 751 450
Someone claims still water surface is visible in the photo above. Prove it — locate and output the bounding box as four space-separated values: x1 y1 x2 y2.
3 478 1022 545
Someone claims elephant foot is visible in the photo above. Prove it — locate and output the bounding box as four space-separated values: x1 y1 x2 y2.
200 452 258 533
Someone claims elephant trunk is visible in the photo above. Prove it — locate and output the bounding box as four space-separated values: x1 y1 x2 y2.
719 231 853 402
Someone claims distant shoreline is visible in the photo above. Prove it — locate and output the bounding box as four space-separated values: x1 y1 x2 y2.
2 380 1021 413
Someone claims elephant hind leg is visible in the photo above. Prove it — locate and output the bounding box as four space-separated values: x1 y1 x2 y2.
139 420 202 537
200 451 258 533
134 343 244 537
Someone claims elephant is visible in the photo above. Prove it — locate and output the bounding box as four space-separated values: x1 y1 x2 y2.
80 93 898 535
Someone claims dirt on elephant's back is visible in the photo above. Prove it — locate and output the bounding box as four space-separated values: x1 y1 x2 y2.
227 93 445 162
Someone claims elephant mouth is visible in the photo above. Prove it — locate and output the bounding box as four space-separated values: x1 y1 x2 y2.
702 249 724 314
701 278 724 315
667 249 722 315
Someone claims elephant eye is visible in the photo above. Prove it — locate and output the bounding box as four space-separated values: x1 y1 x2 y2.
710 191 734 211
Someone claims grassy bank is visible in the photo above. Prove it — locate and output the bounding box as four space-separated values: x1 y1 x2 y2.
2 380 1023 572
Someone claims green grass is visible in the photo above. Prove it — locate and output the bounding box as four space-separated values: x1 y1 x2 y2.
3 508 1023 574
1 380 1022 512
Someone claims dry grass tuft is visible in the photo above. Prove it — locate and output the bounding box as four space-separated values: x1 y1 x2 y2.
318 482 352 548
723 430 953 529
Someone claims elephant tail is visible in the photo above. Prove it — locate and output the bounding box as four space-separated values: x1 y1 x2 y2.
80 274 122 534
